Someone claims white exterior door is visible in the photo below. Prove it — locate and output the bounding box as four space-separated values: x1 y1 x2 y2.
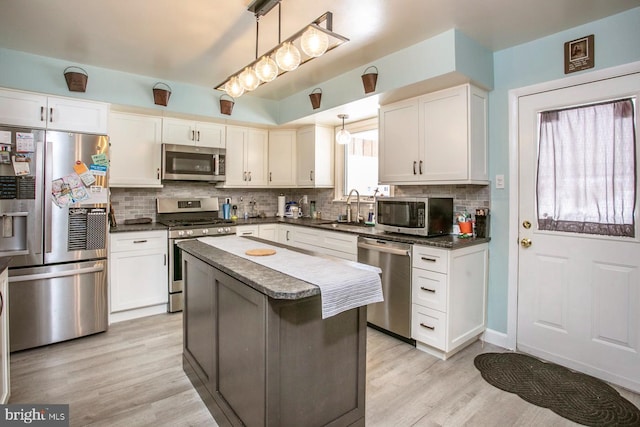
517 72 640 392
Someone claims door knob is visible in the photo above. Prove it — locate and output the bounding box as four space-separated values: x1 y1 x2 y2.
520 238 532 248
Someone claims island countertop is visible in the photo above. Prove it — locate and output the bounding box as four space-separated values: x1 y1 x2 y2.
178 239 320 300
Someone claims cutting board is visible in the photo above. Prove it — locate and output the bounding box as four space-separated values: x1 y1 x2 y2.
245 248 276 256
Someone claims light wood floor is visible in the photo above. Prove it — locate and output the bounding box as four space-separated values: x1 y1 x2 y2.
9 313 640 426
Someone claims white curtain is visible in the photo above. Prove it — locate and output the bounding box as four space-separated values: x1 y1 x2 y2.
537 98 636 237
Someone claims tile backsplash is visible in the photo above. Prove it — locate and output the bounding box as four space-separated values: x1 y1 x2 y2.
110 183 490 224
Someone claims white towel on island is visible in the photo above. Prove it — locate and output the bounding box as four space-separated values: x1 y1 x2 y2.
198 235 383 319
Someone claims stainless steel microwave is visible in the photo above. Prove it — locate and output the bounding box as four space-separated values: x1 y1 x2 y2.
161 144 225 182
375 197 453 236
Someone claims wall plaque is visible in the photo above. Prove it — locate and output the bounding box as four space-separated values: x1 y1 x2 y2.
564 35 594 74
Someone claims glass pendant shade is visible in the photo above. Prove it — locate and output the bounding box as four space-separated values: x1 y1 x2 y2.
254 56 278 82
224 76 244 98
275 42 301 72
336 129 351 145
239 67 260 91
301 27 329 57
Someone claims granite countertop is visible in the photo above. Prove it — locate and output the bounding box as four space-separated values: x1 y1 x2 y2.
233 217 490 249
178 239 320 301
110 216 490 249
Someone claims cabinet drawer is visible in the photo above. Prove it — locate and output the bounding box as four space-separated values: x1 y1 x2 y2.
412 246 448 273
412 269 447 312
412 305 446 349
110 230 167 252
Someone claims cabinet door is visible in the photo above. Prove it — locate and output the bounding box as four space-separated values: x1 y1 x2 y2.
0 268 8 404
419 86 468 181
109 112 162 187
110 249 168 311
268 130 296 186
246 129 268 186
46 96 109 134
0 88 47 128
312 126 334 187
296 127 315 186
225 126 248 186
162 117 195 145
196 122 225 148
379 98 421 183
217 272 266 426
258 224 277 242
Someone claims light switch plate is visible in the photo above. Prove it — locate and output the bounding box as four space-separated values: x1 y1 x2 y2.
495 174 505 189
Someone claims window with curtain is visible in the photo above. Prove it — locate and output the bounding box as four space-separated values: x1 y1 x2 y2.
537 98 637 237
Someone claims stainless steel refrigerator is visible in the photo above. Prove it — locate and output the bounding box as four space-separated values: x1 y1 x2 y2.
0 126 109 351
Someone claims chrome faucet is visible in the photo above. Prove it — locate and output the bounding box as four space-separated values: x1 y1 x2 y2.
346 189 362 223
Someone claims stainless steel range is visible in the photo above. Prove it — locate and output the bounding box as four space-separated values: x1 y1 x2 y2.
157 197 236 312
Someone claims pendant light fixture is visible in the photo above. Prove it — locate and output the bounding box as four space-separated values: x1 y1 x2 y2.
216 2 348 97
336 114 351 145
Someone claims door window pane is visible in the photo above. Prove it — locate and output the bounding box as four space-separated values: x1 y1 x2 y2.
537 98 636 237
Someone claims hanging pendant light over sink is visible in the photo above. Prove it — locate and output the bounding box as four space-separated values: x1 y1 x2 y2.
336 114 351 145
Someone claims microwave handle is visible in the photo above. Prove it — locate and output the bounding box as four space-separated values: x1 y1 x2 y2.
213 154 219 176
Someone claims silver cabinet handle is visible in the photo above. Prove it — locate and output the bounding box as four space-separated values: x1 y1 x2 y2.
269 172 272 182
310 170 314 181
191 130 195 141
248 171 251 181
133 240 148 243
243 171 247 181
164 254 167 266
241 231 252 236
197 130 200 141
157 168 160 179
419 160 423 174
413 161 417 174
421 256 437 262
420 323 435 331
40 106 45 122
49 107 53 122
286 230 290 241
420 286 436 293
9 265 105 283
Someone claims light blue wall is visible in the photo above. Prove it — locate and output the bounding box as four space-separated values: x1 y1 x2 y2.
277 29 494 123
0 47 279 125
487 7 640 333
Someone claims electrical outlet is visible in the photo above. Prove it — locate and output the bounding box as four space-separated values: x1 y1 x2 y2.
495 174 505 189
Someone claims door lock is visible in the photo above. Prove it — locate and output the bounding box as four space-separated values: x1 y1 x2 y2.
520 238 532 248
522 220 531 229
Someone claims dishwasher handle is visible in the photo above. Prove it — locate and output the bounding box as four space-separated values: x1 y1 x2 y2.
357 239 411 256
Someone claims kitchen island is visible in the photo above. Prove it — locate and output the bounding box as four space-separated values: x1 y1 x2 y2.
178 238 369 427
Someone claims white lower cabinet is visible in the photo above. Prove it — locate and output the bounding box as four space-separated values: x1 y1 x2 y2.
236 225 259 237
411 243 488 360
279 225 357 261
0 267 9 404
109 230 168 322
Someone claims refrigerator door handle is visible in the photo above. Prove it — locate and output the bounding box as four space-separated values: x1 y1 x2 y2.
44 139 53 254
8 265 105 283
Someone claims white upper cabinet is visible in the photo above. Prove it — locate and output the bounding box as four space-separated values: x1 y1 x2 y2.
161 117 225 148
0 88 109 134
225 125 268 187
268 129 297 187
109 111 163 188
296 125 334 188
379 84 488 185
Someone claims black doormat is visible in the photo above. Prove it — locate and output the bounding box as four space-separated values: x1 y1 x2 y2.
474 352 640 426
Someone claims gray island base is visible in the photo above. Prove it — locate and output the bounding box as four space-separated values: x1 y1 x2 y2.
179 240 366 427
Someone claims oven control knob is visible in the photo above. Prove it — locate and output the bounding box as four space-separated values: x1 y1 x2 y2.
178 230 185 237
202 229 209 235
186 230 194 236
217 227 223 233
224 227 231 233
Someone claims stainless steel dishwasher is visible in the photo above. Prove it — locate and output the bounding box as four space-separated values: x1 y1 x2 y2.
357 237 413 342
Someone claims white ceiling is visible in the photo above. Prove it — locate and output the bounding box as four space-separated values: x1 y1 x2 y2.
0 0 637 123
